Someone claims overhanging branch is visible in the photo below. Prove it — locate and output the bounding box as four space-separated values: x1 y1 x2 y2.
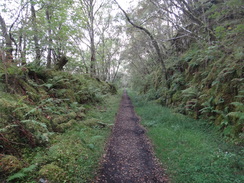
113 0 167 80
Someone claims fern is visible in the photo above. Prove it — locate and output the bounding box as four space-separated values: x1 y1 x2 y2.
21 120 47 128
0 125 18 132
200 97 215 114
230 102 244 111
24 108 39 117
7 164 37 182
227 112 244 120
182 86 198 98
43 83 53 89
7 172 26 182
199 106 214 114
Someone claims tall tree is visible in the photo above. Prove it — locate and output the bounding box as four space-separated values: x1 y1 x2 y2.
45 2 52 68
114 0 168 81
0 14 13 63
79 0 99 77
30 0 41 65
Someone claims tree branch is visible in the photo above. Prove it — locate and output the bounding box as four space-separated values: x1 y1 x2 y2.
113 0 167 80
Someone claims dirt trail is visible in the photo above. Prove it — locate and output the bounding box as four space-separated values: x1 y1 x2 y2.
96 91 167 183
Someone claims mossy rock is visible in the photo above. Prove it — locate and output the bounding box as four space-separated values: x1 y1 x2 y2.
52 116 68 125
76 112 86 119
79 105 86 111
0 98 27 119
39 163 66 183
38 116 52 130
83 118 106 128
83 118 99 127
57 119 77 133
18 79 40 102
52 112 77 125
0 155 23 175
66 112 77 119
56 89 76 102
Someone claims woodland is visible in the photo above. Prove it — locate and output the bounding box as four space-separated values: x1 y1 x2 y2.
0 0 243 182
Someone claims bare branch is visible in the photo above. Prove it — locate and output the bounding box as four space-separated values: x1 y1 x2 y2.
113 0 167 80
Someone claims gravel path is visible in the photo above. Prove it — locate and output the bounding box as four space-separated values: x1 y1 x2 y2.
96 91 168 183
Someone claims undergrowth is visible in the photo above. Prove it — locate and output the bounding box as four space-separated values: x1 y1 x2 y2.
0 65 119 182
5 94 120 182
129 2 244 141
129 91 244 183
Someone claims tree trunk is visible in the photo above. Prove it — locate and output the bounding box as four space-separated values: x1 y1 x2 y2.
89 0 96 77
19 33 27 65
30 1 41 65
0 14 13 63
46 7 52 68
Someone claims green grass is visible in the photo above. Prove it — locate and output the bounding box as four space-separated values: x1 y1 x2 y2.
129 92 244 183
7 94 121 183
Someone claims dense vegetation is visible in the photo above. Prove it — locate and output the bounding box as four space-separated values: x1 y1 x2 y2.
1 0 243 182
125 0 244 142
1 0 121 181
0 64 118 182
130 92 243 183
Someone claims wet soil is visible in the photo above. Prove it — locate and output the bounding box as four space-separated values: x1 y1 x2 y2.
95 91 168 183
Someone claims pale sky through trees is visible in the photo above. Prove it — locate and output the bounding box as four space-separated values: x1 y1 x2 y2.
116 0 139 10
0 0 140 72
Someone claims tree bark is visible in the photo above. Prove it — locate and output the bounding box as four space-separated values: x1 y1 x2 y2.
19 33 27 65
0 14 13 63
46 7 52 68
30 1 41 65
89 0 96 77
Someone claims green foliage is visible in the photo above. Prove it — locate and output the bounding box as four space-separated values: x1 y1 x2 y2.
231 24 244 34
182 86 198 99
226 0 244 8
0 90 120 182
133 20 244 138
214 26 227 39
231 102 244 110
130 92 244 183
32 94 119 182
7 165 37 182
200 97 215 115
0 67 117 182
233 47 244 61
227 112 244 120
182 47 200 62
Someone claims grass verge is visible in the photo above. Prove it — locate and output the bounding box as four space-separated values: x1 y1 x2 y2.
6 94 121 183
129 92 243 183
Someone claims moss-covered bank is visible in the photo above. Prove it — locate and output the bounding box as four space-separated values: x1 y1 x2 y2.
131 5 244 143
0 64 118 182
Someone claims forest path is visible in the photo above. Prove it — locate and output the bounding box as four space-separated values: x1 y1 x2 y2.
95 91 167 183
